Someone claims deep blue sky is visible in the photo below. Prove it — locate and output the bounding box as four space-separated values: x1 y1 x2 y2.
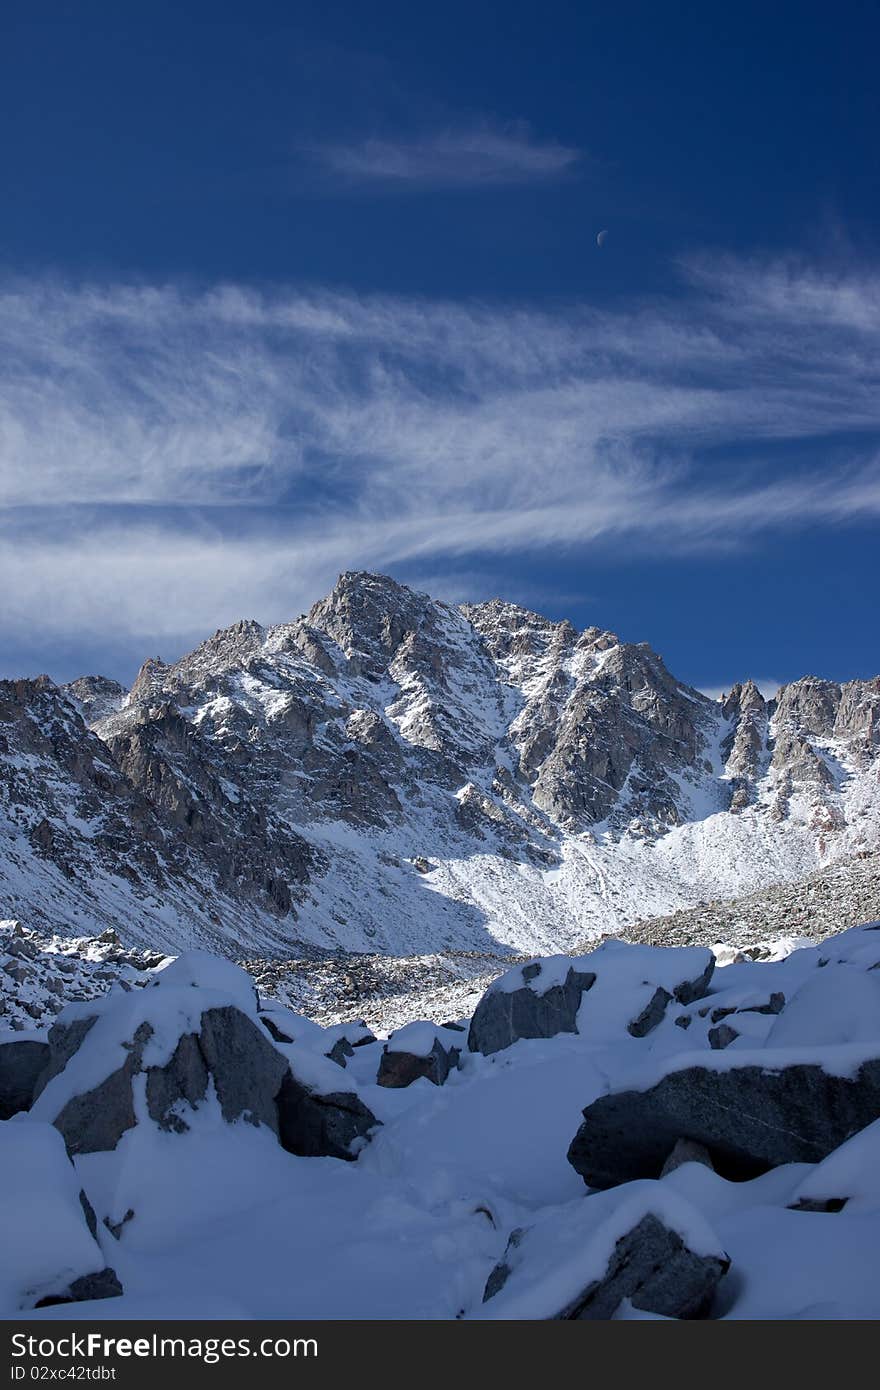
1 0 878 693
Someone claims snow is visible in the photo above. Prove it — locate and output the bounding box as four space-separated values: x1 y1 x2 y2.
790 1119 880 1212
30 954 265 1124
385 1021 462 1057
7 918 880 1320
0 1121 105 1312
149 951 258 1015
764 965 880 1047
475 1183 726 1320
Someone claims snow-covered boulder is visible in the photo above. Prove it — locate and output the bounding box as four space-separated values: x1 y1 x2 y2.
377 1022 463 1088
477 1184 728 1320
275 1046 380 1160
0 1121 122 1313
0 1035 49 1118
29 950 380 1161
259 1005 374 1068
788 1117 880 1214
467 942 714 1056
764 966 880 1048
568 1046 880 1189
467 957 597 1056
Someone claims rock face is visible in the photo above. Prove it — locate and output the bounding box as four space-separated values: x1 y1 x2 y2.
468 961 597 1056
0 1038 49 1118
2 571 879 956
567 1054 880 1189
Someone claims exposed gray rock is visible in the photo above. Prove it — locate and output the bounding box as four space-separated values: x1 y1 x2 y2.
51 1021 152 1154
568 1055 880 1189
195 1006 288 1131
482 1212 728 1320
33 1015 98 1099
708 1023 739 1050
468 963 597 1056
35 1267 123 1308
566 1215 728 1319
327 1037 355 1067
377 1036 461 1088
0 1038 49 1118
276 1072 379 1160
627 986 673 1038
144 1032 209 1132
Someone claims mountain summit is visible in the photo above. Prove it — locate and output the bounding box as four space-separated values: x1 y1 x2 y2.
1 573 877 955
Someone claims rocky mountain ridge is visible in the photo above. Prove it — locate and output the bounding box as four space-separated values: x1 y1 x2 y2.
1 571 877 956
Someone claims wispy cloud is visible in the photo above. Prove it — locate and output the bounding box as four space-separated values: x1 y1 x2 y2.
1 256 880 671
308 121 580 189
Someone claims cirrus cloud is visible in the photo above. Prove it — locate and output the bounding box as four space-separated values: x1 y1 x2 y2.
1 255 880 676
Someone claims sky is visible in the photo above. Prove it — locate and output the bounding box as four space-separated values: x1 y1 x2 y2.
1 0 879 694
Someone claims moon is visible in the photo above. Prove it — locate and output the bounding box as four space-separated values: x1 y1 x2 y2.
597 229 609 247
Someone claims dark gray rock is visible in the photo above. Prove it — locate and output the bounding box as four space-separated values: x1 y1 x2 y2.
104 1208 136 1239
327 1037 355 1068
468 964 597 1056
377 1037 461 1088
708 1023 739 1050
628 987 673 1038
673 958 716 1005
78 1190 99 1240
35 1267 123 1308
787 1196 847 1213
33 1016 98 1099
483 1214 728 1320
568 1055 880 1189
52 1022 152 1155
196 1006 287 1131
145 1033 210 1132
0 1038 50 1118
48 1005 288 1150
260 1013 295 1043
482 1228 525 1301
276 1072 379 1160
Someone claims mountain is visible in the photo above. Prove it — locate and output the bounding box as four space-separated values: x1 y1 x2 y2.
1 571 878 955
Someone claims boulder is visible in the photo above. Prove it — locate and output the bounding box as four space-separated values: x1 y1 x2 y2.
478 1186 728 1320
327 1037 355 1068
34 1268 124 1308
29 950 382 1163
49 1021 153 1154
0 1038 50 1118
568 1051 880 1189
377 1022 462 1087
468 960 597 1055
192 1006 287 1131
468 943 715 1055
277 1071 379 1160
0 1121 123 1312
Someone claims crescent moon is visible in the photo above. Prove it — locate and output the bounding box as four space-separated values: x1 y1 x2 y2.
597 229 608 247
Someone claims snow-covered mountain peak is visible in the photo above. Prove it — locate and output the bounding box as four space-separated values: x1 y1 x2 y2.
2 573 878 957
